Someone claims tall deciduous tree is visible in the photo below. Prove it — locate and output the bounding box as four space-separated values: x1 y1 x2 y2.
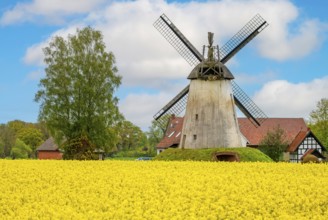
309 98 328 147
35 27 122 156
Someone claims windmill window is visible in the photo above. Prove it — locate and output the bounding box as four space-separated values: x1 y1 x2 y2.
168 131 175 137
195 114 198 120
193 135 197 140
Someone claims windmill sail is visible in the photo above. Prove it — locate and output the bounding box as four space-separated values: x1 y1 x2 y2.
153 14 204 66
231 81 267 127
219 14 268 63
153 85 189 129
153 14 268 129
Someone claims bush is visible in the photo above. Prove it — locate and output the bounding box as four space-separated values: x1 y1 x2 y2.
62 135 97 160
258 126 288 162
302 154 319 163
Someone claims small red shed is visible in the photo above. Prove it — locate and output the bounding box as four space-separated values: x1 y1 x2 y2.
37 137 63 160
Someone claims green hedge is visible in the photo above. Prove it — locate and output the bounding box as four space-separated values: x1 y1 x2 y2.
154 147 273 162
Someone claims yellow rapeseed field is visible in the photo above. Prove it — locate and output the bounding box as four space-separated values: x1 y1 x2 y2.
0 160 327 219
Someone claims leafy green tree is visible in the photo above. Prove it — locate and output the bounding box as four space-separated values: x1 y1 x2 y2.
0 137 4 157
7 120 26 134
308 98 328 147
17 127 44 158
146 119 164 150
11 139 32 159
116 120 147 151
34 121 50 140
258 126 288 162
0 124 16 157
35 27 122 158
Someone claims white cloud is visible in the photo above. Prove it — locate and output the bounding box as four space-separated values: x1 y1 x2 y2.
234 71 277 86
258 19 326 61
119 91 175 130
253 77 328 119
0 0 106 25
23 24 84 66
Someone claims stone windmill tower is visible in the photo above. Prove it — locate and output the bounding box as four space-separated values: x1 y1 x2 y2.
153 14 269 149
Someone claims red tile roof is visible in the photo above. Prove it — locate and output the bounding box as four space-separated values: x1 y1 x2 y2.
157 116 184 149
286 130 309 152
157 117 308 149
238 118 308 146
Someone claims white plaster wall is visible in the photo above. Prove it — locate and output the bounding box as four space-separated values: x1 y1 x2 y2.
180 79 243 149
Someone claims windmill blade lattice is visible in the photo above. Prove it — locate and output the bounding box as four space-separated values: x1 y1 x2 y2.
232 81 267 127
218 14 268 63
153 85 189 130
153 14 204 66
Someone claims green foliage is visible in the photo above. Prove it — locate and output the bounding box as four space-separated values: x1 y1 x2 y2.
146 119 164 151
10 139 32 159
7 120 30 134
17 127 43 158
116 120 147 151
34 121 50 141
62 135 97 160
258 126 288 162
154 147 272 162
35 26 122 154
0 137 4 157
1 120 46 158
302 154 319 163
0 124 16 157
308 98 328 147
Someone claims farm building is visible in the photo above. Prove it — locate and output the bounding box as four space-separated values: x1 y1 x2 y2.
157 116 326 162
36 137 63 160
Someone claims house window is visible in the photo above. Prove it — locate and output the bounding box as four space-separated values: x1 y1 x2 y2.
195 114 198 120
168 131 175 137
193 135 197 140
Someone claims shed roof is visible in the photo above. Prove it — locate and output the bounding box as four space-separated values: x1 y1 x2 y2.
37 137 59 151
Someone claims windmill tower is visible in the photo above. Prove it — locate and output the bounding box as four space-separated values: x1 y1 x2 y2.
153 14 269 149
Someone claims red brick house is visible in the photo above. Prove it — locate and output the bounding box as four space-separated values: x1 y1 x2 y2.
157 116 326 162
37 137 63 160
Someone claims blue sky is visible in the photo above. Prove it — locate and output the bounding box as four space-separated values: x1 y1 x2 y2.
0 0 327 130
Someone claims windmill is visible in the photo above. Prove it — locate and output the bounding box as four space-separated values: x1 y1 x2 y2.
153 14 269 149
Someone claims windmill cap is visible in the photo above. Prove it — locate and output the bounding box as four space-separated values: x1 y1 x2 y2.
188 61 234 80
